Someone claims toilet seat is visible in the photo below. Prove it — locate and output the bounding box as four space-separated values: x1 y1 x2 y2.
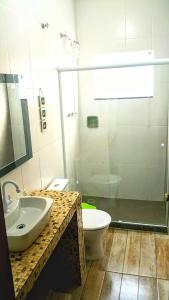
82 209 111 231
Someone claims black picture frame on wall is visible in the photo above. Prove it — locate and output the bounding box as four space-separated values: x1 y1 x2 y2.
0 99 33 178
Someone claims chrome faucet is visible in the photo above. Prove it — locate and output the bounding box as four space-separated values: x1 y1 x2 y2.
1 181 21 213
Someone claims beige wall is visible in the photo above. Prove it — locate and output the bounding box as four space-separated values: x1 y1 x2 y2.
0 0 77 197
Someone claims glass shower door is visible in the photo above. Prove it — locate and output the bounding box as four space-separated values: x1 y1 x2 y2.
107 94 168 231
64 64 169 232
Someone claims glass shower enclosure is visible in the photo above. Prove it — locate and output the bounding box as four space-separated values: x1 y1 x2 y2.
58 58 169 233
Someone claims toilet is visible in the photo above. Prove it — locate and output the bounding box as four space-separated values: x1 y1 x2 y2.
47 178 111 260
82 209 111 260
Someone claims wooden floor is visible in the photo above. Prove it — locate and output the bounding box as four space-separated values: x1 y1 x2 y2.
45 229 169 300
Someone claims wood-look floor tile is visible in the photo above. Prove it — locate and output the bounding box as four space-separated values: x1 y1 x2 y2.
100 272 122 300
46 291 53 300
46 291 71 300
45 230 169 300
69 286 82 300
138 277 158 300
154 233 169 240
85 260 92 274
157 279 169 300
70 261 92 300
123 231 141 275
156 238 169 279
139 232 156 277
80 263 105 300
120 274 138 300
107 230 128 273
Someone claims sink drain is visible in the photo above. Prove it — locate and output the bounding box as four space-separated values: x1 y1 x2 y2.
16 224 26 229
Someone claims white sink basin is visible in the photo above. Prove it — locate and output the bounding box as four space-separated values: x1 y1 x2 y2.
5 196 53 252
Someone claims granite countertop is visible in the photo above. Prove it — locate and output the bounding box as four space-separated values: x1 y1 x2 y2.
10 190 81 300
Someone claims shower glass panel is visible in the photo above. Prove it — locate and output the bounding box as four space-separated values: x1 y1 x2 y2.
61 63 169 232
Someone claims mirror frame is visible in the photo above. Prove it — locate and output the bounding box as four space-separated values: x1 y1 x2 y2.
0 99 33 177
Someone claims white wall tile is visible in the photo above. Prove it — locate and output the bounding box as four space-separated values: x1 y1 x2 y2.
25 88 39 154
146 165 165 201
152 0 169 38
149 83 169 126
125 17 152 40
21 154 41 191
0 38 10 73
7 33 31 74
76 0 125 55
117 99 149 126
0 7 11 73
126 0 153 39
111 126 148 165
125 38 152 52
118 164 147 200
145 125 167 165
153 37 169 58
0 168 23 200
39 142 60 189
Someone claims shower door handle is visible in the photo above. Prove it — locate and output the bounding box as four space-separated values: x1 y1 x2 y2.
164 193 169 201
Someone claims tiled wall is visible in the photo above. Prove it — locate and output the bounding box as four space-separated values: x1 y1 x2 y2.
75 0 169 200
0 0 76 197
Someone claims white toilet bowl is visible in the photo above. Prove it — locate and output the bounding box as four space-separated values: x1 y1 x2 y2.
47 178 111 260
82 209 111 260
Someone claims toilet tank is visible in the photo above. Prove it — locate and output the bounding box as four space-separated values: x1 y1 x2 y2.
47 179 69 191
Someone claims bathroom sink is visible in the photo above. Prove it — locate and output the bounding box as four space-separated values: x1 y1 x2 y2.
5 196 53 252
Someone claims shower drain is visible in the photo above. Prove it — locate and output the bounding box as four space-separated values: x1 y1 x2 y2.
16 224 26 229
87 199 96 204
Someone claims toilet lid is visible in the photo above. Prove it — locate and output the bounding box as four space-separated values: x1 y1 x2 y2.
82 209 111 230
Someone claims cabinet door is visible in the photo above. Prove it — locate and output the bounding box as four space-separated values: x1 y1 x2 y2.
0 187 15 300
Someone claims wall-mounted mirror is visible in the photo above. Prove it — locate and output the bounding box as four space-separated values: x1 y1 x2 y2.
0 74 32 177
